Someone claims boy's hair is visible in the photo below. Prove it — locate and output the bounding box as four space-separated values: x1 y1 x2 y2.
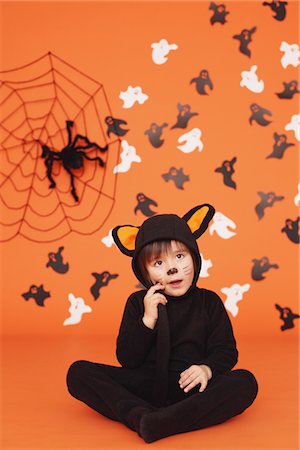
138 240 195 284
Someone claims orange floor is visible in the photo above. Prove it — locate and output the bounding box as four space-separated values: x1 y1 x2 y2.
1 332 299 450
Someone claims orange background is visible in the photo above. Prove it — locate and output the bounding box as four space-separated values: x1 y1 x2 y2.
1 0 298 339
1 2 299 449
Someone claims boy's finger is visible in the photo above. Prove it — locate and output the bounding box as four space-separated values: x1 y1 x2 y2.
148 283 165 294
199 379 208 392
183 378 200 393
145 284 163 298
179 368 190 379
152 295 167 306
179 373 191 385
179 372 196 388
179 368 194 383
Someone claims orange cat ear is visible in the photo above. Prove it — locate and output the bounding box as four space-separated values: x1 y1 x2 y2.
182 204 215 239
112 225 139 256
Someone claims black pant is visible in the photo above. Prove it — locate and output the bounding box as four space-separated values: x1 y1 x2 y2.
67 360 258 442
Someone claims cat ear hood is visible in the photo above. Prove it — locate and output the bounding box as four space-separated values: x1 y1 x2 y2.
112 204 215 288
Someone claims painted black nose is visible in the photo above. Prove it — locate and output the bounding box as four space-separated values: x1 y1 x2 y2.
167 267 178 276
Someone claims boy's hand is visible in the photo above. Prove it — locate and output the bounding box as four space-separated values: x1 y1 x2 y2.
179 364 212 393
142 283 167 329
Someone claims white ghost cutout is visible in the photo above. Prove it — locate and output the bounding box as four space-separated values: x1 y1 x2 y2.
221 283 250 317
177 128 204 153
294 183 300 207
113 140 141 174
209 212 237 239
119 86 149 109
199 252 213 278
280 41 300 68
101 229 115 248
63 293 92 326
240 65 264 93
285 114 300 141
151 39 178 65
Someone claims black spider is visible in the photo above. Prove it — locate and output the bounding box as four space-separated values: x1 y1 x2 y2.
41 121 108 202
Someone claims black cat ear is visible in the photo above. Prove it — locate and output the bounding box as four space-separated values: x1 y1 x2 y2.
182 204 215 239
112 225 140 257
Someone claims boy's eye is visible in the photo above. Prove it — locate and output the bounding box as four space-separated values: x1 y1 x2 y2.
154 260 163 267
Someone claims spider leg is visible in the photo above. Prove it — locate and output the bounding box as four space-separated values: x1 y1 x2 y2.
41 145 57 188
64 166 79 202
73 134 108 153
66 121 74 146
78 151 105 167
46 160 56 188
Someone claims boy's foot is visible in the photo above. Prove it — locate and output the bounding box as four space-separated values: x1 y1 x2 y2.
139 409 168 443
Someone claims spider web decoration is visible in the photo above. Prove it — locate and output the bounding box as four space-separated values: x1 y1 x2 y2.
0 52 121 243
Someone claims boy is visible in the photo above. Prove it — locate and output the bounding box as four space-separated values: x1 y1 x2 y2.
67 204 258 443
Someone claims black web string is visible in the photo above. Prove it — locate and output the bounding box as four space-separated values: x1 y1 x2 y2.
0 52 120 243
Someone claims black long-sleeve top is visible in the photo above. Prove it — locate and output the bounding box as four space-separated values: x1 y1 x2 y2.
116 286 238 377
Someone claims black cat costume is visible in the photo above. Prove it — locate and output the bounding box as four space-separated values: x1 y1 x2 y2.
67 204 258 443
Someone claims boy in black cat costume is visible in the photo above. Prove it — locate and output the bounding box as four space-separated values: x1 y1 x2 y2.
67 204 258 443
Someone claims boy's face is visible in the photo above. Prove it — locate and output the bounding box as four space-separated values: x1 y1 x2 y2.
145 240 195 297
